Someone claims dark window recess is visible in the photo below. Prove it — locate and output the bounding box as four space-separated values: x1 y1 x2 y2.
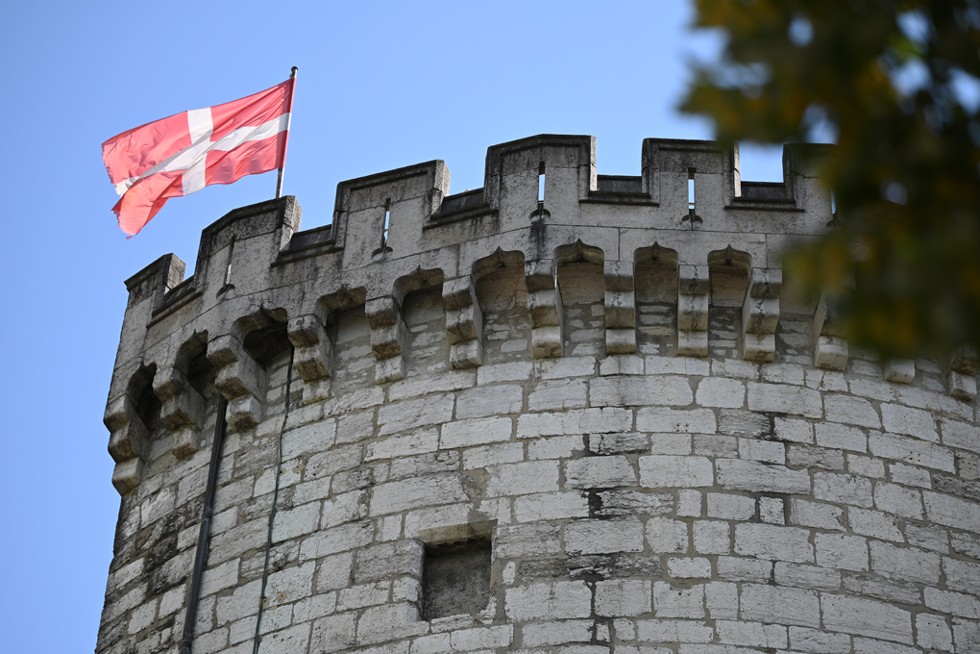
422 538 491 620
242 323 291 367
134 373 161 432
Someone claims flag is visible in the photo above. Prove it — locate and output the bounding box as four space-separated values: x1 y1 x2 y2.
103 77 295 236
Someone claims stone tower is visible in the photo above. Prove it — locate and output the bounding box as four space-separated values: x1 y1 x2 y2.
97 135 980 654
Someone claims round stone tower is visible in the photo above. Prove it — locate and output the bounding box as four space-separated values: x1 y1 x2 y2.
97 135 980 654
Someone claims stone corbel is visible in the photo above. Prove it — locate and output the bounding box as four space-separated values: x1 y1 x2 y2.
104 395 149 463
677 264 710 357
741 267 782 362
288 314 332 383
443 276 483 369
526 259 563 359
111 458 144 495
947 348 978 401
366 296 407 383
104 395 149 494
883 359 916 384
208 334 265 432
153 366 206 460
604 261 636 354
813 295 848 370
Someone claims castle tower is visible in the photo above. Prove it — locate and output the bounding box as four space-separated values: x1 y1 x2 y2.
97 136 980 654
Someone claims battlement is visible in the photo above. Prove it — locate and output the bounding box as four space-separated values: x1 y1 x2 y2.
105 135 980 493
124 135 827 311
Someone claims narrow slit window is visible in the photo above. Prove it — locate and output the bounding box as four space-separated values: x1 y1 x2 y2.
223 236 236 287
688 169 696 213
537 162 546 203
830 191 837 217
382 198 392 246
422 538 491 620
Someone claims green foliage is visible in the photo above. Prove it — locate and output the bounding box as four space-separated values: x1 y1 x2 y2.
682 0 980 360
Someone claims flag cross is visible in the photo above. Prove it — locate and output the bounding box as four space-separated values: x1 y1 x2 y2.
112 109 290 198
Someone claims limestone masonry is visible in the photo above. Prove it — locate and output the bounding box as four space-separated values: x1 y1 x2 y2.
98 135 980 654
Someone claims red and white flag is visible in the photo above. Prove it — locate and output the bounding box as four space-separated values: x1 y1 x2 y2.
103 77 295 236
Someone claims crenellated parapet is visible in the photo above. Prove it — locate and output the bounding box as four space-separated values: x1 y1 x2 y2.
104 135 980 496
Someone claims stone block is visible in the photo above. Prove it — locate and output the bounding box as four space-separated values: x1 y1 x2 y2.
707 493 755 521
788 626 852 654
594 580 652 617
915 613 953 652
519 620 594 647
639 455 713 487
870 541 940 584
739 583 820 627
873 482 922 519
717 557 772 583
813 472 873 507
590 375 693 407
940 418 980 454
704 582 739 620
635 619 713 643
881 403 939 442
815 533 868 571
517 408 632 438
716 619 787 649
646 518 689 553
456 384 523 418
667 557 711 579
440 417 512 449
652 581 704 618
738 438 785 464
773 561 839 591
486 460 559 496
715 459 810 494
528 379 588 411
815 422 867 452
369 474 467 515
746 382 822 418
377 394 454 435
565 518 644 554
695 377 745 408
789 499 844 531
505 581 592 621
868 432 955 471
820 594 913 644
356 603 426 645
514 492 589 522
693 521 731 555
636 409 717 434
565 456 636 488
734 523 813 563
824 394 880 428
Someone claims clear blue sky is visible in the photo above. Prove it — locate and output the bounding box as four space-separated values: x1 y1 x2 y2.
0 2 785 651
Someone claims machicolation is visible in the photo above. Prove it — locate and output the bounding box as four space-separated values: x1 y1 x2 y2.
98 135 980 654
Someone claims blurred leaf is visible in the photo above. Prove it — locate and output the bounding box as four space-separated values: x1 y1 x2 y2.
683 0 980 360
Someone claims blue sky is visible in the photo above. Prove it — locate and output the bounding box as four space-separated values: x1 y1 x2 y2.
0 2 785 651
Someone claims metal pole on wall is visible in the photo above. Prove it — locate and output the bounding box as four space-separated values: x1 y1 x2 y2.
275 66 299 199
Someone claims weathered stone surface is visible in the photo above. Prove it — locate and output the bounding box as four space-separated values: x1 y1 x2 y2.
504 581 592 621
740 584 820 627
639 455 713 487
734 524 813 563
715 459 811 494
821 594 914 644
99 136 980 654
746 382 822 418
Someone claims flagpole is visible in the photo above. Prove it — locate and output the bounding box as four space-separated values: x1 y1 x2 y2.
275 66 299 199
